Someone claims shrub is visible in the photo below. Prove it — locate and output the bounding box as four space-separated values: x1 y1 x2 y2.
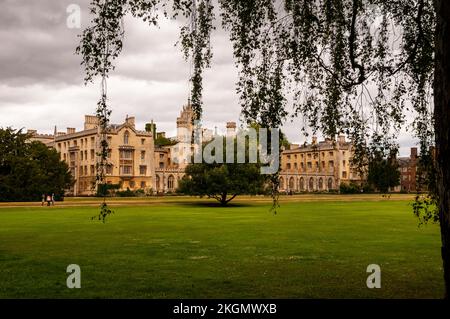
96 183 121 197
339 182 361 194
116 188 136 197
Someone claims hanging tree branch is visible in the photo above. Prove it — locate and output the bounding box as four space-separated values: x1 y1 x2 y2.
77 0 435 218
348 0 366 85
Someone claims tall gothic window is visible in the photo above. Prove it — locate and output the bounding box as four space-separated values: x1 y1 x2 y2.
168 175 175 190
309 177 314 191
289 177 295 190
156 176 160 191
124 131 129 145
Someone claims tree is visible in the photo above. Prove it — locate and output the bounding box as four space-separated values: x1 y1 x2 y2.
368 156 401 193
154 135 178 147
280 131 290 149
77 0 450 297
433 0 450 298
0 128 74 201
145 122 157 136
339 182 362 194
96 182 121 197
178 134 267 205
178 161 266 206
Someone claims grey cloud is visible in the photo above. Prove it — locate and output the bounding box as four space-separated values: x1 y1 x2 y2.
0 0 418 154
0 0 90 85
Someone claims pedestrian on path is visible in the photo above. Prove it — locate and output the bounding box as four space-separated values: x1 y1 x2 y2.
46 194 52 206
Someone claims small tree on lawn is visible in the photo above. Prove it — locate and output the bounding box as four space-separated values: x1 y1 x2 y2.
178 161 266 206
178 134 267 206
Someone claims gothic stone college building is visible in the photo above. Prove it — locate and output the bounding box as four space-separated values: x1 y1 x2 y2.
29 103 424 196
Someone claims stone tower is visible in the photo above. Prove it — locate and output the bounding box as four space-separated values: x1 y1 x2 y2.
176 102 193 143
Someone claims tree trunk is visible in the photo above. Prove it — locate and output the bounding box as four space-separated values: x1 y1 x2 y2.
434 0 450 299
220 192 228 206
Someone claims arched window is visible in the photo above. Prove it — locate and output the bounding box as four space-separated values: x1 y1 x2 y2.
300 177 304 191
319 178 323 190
309 177 314 191
168 175 175 190
289 177 295 190
156 176 160 191
124 131 129 145
328 178 333 190
280 177 284 189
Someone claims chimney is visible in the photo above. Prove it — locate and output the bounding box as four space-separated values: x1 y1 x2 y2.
84 115 99 130
226 122 237 137
338 135 345 144
312 136 318 144
126 115 135 128
410 147 418 159
67 128 76 134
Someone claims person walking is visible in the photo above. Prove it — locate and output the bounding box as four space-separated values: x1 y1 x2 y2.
46 194 52 206
51 193 55 206
41 194 45 206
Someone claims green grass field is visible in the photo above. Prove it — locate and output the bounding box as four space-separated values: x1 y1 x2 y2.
0 196 444 298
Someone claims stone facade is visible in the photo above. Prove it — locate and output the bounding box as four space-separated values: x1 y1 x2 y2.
27 103 223 196
27 129 55 147
28 103 371 196
279 136 364 192
154 104 196 193
154 147 185 193
52 115 155 196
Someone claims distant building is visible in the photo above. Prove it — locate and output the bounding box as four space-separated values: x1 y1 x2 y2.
154 104 197 193
28 103 236 196
396 147 419 192
279 135 364 192
34 102 437 196
27 129 55 147
50 115 155 196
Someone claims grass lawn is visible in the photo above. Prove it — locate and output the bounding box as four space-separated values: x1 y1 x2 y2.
0 196 444 298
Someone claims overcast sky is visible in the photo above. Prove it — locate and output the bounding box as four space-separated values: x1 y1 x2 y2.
0 0 417 156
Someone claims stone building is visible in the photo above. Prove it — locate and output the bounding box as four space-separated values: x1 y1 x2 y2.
152 104 220 193
154 146 185 194
279 135 364 192
397 147 419 192
154 104 195 193
28 102 371 196
52 115 155 196
27 129 55 147
27 103 229 196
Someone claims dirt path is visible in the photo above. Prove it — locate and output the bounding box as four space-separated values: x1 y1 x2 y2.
0 194 416 209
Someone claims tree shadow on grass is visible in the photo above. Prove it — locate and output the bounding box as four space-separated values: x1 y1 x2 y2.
172 200 255 208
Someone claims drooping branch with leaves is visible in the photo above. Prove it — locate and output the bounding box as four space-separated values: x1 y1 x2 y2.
77 0 450 297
